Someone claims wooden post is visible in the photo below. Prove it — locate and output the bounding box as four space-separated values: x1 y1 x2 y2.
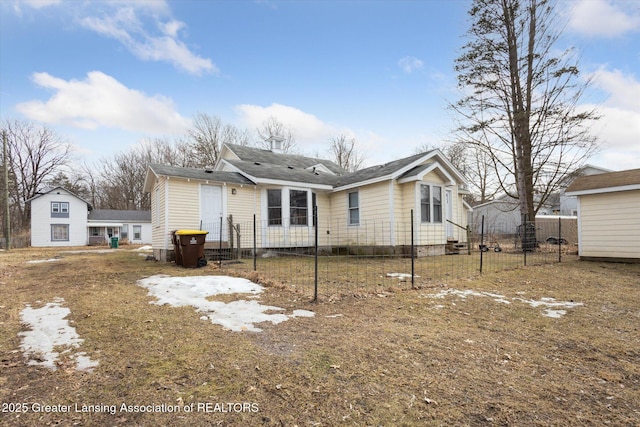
2 131 9 251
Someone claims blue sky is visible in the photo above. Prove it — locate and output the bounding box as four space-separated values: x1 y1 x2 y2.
1 0 639 171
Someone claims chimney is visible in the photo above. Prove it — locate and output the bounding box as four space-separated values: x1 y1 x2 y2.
267 135 285 153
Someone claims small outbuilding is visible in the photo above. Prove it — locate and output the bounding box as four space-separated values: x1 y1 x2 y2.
565 168 640 262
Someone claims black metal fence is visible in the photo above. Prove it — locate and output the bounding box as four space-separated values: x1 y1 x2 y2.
198 210 578 299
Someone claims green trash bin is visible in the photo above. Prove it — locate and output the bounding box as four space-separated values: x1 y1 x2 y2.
110 237 119 249
174 230 208 268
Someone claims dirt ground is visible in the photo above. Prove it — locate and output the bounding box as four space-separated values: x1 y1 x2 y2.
1 247 638 426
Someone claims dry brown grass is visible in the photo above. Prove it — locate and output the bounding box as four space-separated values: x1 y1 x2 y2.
0 247 638 426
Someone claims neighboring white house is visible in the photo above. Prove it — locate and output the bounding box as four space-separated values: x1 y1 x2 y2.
565 168 640 262
556 165 612 216
27 186 92 247
144 140 472 262
27 186 151 247
470 195 554 235
88 210 152 245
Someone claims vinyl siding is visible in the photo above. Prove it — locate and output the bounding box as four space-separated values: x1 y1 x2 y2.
329 182 393 246
579 190 640 259
151 178 167 249
30 189 89 247
167 179 200 230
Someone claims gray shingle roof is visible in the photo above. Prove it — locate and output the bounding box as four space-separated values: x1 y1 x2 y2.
224 159 341 186
335 151 431 187
89 209 151 222
565 168 640 193
149 164 255 185
225 144 346 175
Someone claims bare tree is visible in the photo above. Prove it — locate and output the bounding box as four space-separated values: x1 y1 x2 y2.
329 134 365 172
452 0 599 222
188 113 252 167
442 141 500 204
1 119 73 230
255 116 297 153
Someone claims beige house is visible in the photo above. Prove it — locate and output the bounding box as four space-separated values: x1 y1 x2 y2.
143 140 471 261
565 168 640 262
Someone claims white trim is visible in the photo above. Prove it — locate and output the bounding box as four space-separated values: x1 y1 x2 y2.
333 175 393 192
576 198 582 256
397 163 456 185
565 184 640 196
389 181 395 245
87 222 124 227
163 178 170 250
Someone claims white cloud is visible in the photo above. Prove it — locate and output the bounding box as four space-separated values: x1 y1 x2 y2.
398 56 424 74
80 4 216 75
582 68 640 170
16 71 190 134
569 0 640 37
235 103 337 144
17 0 62 8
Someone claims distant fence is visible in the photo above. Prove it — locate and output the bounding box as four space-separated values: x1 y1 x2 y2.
197 210 578 299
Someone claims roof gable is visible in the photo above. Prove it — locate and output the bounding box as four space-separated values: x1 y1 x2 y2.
334 149 467 190
26 186 92 208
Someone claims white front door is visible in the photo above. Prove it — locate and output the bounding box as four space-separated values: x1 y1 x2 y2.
446 189 454 239
200 185 224 241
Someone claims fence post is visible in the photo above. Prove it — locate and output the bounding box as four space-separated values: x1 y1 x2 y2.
253 214 257 271
312 205 318 303
219 216 223 269
228 215 234 259
523 214 527 267
558 216 562 263
411 209 415 287
480 215 485 274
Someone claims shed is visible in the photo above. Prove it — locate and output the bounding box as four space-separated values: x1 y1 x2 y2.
565 168 640 262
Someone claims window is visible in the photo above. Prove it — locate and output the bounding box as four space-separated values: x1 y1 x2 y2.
420 186 430 222
289 190 308 226
267 189 282 226
433 186 442 223
133 225 142 240
348 191 359 225
121 224 128 239
421 184 442 223
51 202 69 218
89 227 100 237
51 224 69 241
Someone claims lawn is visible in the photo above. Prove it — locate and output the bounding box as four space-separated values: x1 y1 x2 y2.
1 247 638 426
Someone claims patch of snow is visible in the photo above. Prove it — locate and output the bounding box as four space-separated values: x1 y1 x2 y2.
291 309 315 318
18 298 98 371
514 297 584 311
427 289 511 305
386 273 419 280
423 289 582 318
136 275 314 332
135 245 153 251
325 314 343 318
26 258 61 264
544 309 567 318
